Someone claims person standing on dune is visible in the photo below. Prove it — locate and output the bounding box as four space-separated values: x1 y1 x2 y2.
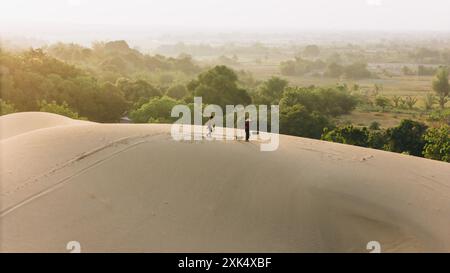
245 118 250 142
206 115 215 138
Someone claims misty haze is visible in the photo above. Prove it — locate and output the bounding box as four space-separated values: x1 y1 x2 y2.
1 0 449 255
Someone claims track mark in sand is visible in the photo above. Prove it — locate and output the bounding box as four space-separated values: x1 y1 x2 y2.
0 132 167 218
414 173 450 199
296 146 345 161
360 155 374 162
3 133 162 197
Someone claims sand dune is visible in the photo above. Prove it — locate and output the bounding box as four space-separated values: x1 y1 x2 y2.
0 112 92 140
1 112 449 252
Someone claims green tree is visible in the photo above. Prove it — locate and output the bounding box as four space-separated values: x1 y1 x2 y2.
369 121 381 130
428 108 450 124
280 86 356 117
322 124 388 150
187 65 251 107
385 119 428 156
432 67 449 109
344 63 371 79
280 104 331 138
324 62 344 78
166 84 188 100
367 130 388 150
404 96 418 110
280 57 325 76
402 66 415 76
279 60 296 76
303 45 320 58
39 100 82 119
116 78 161 108
0 99 17 115
254 77 288 105
392 95 402 108
375 96 391 111
424 93 436 111
423 125 450 162
0 50 130 122
130 96 179 123
321 125 369 147
92 82 129 122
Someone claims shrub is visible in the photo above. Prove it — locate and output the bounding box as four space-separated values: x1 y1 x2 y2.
369 121 381 130
130 96 180 123
392 95 402 108
375 96 391 111
344 63 372 79
424 93 436 111
280 86 357 117
280 104 332 138
367 130 388 149
321 125 369 147
0 99 17 115
39 100 82 119
423 125 450 162
404 96 418 110
428 108 450 124
385 119 428 156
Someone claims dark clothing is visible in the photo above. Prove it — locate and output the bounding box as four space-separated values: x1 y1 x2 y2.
245 120 250 141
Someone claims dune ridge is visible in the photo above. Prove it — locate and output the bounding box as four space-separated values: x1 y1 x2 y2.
0 112 92 140
1 112 449 252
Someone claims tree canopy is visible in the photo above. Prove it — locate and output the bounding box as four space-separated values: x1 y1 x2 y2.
187 65 251 107
432 67 449 109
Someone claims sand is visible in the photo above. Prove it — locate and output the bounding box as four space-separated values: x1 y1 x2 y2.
0 112 92 140
1 112 449 252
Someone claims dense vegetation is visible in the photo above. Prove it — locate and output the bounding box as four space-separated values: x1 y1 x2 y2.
1 41 449 162
322 121 449 162
280 56 372 79
0 49 128 121
47 41 201 84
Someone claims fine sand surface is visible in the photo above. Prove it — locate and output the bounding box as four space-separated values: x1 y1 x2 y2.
1 112 449 252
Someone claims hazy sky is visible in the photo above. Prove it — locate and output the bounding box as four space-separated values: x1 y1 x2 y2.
1 0 450 31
